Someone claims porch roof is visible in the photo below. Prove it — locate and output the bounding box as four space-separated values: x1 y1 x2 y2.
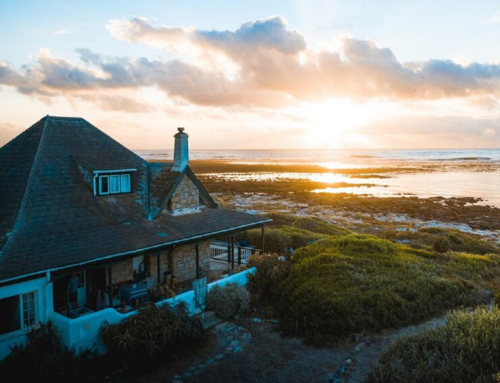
0 207 270 283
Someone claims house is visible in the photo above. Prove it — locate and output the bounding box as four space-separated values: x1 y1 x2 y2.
0 116 270 358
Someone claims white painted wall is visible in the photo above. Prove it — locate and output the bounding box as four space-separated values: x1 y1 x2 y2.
0 275 53 359
48 268 255 355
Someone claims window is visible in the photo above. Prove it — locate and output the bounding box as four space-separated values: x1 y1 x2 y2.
97 173 131 196
0 292 37 336
22 292 36 328
110 175 120 193
133 255 144 273
99 175 109 195
121 174 131 193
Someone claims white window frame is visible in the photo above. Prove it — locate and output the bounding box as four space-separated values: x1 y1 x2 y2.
110 175 121 194
120 174 131 193
0 291 38 336
99 175 110 195
21 292 37 329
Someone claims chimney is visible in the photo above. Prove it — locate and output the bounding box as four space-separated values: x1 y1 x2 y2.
171 127 189 172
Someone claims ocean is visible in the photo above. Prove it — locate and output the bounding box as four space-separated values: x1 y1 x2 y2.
135 148 500 208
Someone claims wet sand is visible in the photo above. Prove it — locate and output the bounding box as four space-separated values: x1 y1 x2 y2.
150 160 500 234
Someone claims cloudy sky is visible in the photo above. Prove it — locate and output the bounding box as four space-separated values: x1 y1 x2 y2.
1 0 500 149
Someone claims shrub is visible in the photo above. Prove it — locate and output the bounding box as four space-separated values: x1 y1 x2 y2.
206 283 250 319
99 302 204 366
384 227 500 255
240 227 325 254
247 253 291 305
250 233 500 345
0 322 100 383
434 237 451 253
368 307 500 383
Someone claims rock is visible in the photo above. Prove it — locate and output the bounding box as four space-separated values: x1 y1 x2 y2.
189 366 197 372
346 358 352 364
230 340 240 347
234 346 243 353
174 375 182 379
216 353 224 360
183 372 192 378
206 358 214 365
225 346 233 352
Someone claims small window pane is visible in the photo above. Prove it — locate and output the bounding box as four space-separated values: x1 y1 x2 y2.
110 175 120 193
121 174 131 193
99 176 109 194
0 296 21 335
22 292 36 328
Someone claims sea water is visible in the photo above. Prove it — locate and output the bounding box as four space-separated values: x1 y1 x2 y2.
135 148 500 207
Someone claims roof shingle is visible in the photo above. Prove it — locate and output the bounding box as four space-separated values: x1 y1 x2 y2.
0 116 269 282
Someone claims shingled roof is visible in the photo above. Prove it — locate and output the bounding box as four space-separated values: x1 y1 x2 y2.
0 116 270 283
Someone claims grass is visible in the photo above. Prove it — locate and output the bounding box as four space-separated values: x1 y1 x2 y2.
368 307 500 383
246 218 500 345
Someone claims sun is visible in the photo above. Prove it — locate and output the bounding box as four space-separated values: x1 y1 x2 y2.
302 100 374 148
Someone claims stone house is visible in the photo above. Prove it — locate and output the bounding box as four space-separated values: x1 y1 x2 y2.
0 116 269 358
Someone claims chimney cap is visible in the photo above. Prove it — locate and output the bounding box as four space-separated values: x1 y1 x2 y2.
177 127 185 133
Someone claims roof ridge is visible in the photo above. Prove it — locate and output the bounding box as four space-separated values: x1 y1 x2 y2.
0 116 50 255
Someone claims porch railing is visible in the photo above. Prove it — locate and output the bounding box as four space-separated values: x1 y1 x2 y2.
210 240 259 264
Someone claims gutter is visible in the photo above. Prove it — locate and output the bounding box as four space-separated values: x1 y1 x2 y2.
0 218 272 285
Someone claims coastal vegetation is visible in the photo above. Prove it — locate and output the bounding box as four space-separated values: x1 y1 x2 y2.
206 283 250 319
0 322 103 383
368 307 500 383
246 214 500 347
99 302 204 366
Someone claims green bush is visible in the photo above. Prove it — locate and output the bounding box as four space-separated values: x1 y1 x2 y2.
240 227 325 254
368 307 500 383
0 322 100 383
434 237 451 253
251 234 500 345
384 227 500 255
247 253 291 305
206 283 250 319
99 302 204 365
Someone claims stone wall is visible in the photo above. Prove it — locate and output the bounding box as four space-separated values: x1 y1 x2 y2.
144 241 211 284
110 258 134 285
170 175 200 210
171 241 211 281
145 249 172 286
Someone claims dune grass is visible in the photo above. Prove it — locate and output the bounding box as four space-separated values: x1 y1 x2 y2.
368 307 500 383
247 226 500 345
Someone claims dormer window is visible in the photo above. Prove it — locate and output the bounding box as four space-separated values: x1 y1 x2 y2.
97 173 132 196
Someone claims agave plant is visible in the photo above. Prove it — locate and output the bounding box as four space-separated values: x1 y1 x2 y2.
98 301 205 366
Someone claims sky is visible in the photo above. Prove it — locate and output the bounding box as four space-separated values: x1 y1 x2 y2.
1 0 500 149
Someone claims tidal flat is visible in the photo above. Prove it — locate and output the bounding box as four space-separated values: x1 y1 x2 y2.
185 160 500 241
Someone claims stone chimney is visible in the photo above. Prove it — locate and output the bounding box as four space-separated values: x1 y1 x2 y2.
171 127 189 172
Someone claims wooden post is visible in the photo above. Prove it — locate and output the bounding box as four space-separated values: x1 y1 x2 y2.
227 237 231 264
157 253 161 285
231 236 235 270
261 226 265 254
107 265 113 307
238 244 242 266
196 244 200 279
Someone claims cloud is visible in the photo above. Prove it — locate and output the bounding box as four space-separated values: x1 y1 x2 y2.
52 30 68 35
483 11 500 24
2 16 500 112
0 122 22 145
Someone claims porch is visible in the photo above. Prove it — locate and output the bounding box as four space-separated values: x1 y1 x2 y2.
51 229 265 319
48 268 255 354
